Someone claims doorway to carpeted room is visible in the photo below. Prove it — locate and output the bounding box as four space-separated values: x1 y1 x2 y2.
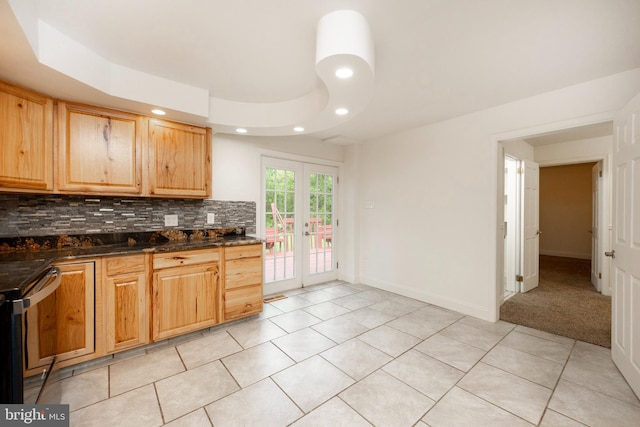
500 255 611 348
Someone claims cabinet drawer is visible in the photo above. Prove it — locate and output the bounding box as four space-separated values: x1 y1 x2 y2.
225 244 262 260
225 285 262 321
224 257 263 290
106 254 146 275
153 248 220 270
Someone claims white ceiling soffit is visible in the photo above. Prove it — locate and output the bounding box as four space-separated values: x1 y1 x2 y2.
7 1 374 137
523 121 613 147
4 1 640 144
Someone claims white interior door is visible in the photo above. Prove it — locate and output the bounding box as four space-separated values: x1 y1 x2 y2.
521 159 540 293
302 164 338 286
504 156 520 294
591 162 601 291
611 91 640 398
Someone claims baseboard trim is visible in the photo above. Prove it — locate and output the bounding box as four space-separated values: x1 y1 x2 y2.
540 250 591 260
360 275 492 321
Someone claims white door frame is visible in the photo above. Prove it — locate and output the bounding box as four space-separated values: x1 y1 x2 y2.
591 161 603 292
494 116 614 315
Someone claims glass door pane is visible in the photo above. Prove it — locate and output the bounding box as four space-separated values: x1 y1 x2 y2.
264 166 297 283
308 172 333 274
303 164 338 285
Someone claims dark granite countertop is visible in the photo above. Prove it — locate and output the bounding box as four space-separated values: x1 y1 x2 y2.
0 230 263 298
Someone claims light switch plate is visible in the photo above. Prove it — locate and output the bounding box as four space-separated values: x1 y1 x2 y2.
207 213 215 224
164 214 178 227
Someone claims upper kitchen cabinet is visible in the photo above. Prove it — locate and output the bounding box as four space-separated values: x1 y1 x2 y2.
0 81 53 192
148 119 212 198
57 102 144 195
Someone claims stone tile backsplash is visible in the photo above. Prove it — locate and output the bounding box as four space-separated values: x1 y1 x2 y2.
0 194 256 237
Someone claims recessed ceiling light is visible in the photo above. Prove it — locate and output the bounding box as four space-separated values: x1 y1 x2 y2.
151 109 166 115
293 126 305 132
335 67 354 79
335 108 349 116
236 128 248 134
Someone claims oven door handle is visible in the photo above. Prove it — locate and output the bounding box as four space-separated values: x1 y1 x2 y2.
13 267 61 314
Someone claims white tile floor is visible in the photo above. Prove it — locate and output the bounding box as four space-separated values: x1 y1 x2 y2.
48 281 640 426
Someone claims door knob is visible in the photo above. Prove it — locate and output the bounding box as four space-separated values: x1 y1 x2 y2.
304 231 310 236
605 250 615 258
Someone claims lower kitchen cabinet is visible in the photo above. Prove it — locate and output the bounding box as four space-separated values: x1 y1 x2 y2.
152 249 221 340
104 254 149 353
22 243 264 375
24 260 96 372
224 244 263 321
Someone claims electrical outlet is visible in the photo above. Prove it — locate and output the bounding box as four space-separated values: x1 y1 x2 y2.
207 213 216 224
164 214 178 227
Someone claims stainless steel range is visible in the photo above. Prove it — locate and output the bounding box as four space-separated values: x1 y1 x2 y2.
0 260 61 404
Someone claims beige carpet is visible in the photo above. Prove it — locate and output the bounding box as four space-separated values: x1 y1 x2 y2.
500 255 611 348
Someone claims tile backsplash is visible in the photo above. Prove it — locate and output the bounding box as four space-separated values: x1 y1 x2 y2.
0 194 256 237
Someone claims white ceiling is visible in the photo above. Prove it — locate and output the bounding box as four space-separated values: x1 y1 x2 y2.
1 0 639 142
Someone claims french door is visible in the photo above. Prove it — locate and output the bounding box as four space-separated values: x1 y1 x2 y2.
262 157 338 293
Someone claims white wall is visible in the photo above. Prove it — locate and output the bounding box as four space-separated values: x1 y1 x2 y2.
356 68 640 321
539 163 595 259
211 134 345 203
339 144 361 283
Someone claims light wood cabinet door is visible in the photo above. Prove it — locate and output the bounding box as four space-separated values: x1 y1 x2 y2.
224 244 263 321
225 285 263 321
148 119 211 198
24 261 95 370
0 81 53 192
57 102 143 195
104 254 148 353
152 262 220 340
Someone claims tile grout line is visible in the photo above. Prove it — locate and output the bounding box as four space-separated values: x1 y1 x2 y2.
56 282 629 426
